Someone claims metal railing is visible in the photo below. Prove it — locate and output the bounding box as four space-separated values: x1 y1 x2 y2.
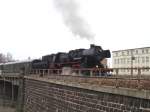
30 68 113 76
30 67 150 77
29 68 150 90
1 68 150 90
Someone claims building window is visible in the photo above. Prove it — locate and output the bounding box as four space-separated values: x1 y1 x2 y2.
134 57 137 63
118 59 120 64
138 57 140 63
146 57 149 62
127 51 129 55
146 49 149 54
142 49 145 54
142 57 145 63
122 51 124 56
127 58 130 64
121 58 123 64
124 58 126 64
116 52 118 57
115 59 117 64
136 50 138 54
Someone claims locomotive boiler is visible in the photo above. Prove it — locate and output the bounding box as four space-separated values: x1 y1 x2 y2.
31 44 111 71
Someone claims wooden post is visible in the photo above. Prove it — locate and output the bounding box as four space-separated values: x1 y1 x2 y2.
43 70 45 77
116 68 119 76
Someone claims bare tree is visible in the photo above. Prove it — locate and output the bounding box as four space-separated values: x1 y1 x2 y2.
6 52 13 62
0 52 15 63
0 53 5 63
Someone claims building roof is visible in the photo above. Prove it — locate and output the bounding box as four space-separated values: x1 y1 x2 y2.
112 47 150 52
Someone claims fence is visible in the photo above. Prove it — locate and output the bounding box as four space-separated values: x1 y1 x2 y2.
1 68 150 90
30 67 150 77
28 67 150 90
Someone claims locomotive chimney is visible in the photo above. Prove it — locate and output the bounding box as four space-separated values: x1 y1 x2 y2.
90 44 95 48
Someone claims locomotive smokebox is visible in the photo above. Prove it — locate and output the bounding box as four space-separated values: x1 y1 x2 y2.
102 50 111 58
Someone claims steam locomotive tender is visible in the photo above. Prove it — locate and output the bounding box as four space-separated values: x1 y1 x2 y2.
32 44 111 74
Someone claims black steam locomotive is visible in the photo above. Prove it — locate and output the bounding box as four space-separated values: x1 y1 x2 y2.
32 44 111 70
0 44 111 76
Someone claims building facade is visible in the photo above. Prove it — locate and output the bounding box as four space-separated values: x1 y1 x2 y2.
112 47 150 75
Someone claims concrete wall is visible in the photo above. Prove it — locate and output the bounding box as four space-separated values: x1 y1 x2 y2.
0 80 18 106
24 79 150 112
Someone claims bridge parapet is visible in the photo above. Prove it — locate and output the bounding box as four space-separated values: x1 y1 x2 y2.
0 73 21 86
0 71 23 111
27 74 150 90
24 76 150 112
25 74 150 100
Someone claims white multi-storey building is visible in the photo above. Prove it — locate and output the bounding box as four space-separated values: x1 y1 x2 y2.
112 47 150 75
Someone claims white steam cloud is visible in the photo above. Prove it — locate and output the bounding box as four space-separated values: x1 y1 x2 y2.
53 0 95 40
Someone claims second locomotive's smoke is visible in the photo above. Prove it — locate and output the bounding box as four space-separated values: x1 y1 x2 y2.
53 0 94 40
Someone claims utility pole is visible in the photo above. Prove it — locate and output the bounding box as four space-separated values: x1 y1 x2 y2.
131 49 135 76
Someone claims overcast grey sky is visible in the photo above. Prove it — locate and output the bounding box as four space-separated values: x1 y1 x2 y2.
0 0 150 60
